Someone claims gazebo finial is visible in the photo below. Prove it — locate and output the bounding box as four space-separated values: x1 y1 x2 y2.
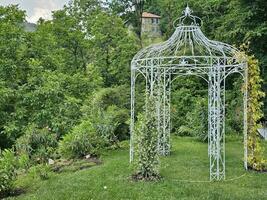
172 4 202 27
184 4 192 16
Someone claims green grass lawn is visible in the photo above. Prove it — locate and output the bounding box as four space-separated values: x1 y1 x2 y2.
8 136 267 200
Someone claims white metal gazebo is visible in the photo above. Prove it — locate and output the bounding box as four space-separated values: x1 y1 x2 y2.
130 6 248 181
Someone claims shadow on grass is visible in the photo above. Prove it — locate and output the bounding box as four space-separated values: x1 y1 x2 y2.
0 188 26 199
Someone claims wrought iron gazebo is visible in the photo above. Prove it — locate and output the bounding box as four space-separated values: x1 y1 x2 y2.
130 6 248 181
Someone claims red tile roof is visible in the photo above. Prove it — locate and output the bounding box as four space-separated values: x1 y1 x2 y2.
142 12 161 19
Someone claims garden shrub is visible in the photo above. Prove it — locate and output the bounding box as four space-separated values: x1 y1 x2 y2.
176 125 194 137
109 106 130 141
172 87 195 134
82 86 131 143
175 97 208 142
15 125 58 164
186 97 208 142
17 153 30 172
93 105 129 144
225 77 243 135
83 86 130 112
29 164 51 180
59 120 106 158
171 76 207 132
0 149 17 194
133 96 160 181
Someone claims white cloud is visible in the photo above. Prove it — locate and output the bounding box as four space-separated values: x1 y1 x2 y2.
27 7 52 22
27 0 66 22
0 0 69 23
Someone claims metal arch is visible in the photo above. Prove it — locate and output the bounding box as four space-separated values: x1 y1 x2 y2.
224 66 246 80
171 73 209 84
130 6 248 181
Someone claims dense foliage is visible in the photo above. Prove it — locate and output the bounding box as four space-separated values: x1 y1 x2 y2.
59 120 106 158
15 125 57 164
82 86 131 142
0 2 137 150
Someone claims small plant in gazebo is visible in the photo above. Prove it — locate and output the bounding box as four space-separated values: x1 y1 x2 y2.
132 96 161 181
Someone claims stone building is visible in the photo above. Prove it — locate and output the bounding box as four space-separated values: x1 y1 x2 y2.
141 12 161 38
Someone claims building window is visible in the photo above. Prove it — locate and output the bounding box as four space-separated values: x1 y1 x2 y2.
151 18 159 24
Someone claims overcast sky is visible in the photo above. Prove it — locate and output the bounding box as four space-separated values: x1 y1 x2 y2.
0 0 70 23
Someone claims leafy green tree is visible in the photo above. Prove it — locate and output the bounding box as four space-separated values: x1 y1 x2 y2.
132 0 149 43
7 68 97 139
89 11 138 86
0 5 27 148
171 76 207 135
52 11 91 71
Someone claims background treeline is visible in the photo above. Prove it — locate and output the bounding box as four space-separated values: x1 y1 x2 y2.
0 0 266 194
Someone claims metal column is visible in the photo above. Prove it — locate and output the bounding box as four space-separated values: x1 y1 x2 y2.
208 64 225 181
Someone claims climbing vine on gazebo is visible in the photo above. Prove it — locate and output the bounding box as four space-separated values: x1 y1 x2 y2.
246 54 266 171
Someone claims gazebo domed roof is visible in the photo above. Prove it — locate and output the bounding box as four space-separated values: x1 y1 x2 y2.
132 6 243 69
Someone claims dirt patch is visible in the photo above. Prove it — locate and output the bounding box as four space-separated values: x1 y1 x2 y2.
52 157 102 173
85 156 102 165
